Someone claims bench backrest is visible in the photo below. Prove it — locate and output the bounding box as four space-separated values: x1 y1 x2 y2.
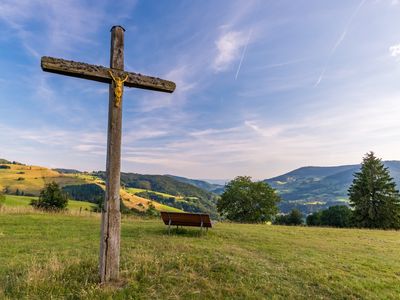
160 212 212 228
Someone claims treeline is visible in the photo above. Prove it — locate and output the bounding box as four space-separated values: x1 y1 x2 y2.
62 184 104 204
136 191 218 218
92 171 218 216
93 171 214 200
306 205 352 227
271 206 353 227
0 159 24 165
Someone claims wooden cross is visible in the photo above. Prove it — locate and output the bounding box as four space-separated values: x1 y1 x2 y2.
41 25 175 283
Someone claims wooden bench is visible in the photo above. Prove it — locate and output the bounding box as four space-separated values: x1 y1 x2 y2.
160 212 212 234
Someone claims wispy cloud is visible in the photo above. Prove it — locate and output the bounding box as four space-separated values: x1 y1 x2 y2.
213 31 249 72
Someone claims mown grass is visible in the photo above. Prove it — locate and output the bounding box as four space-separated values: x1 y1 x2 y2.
0 212 399 299
2 194 95 211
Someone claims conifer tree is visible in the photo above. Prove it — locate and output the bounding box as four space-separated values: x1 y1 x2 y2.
348 152 400 229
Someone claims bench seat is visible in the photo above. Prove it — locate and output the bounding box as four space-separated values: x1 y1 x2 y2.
160 212 212 231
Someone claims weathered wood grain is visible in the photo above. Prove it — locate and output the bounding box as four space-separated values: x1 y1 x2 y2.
41 56 176 93
99 25 124 283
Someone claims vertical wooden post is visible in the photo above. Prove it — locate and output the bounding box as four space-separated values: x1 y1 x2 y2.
99 25 125 283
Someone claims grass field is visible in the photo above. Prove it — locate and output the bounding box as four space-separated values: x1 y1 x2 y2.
2 194 95 211
0 212 399 299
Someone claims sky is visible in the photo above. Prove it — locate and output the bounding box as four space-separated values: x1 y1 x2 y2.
1 0 400 180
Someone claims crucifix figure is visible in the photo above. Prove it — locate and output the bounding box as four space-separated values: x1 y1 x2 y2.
41 25 176 283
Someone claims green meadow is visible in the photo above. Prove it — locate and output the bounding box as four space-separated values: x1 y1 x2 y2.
2 194 95 211
0 210 399 299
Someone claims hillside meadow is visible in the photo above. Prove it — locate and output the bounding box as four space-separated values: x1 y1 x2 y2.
0 164 181 213
0 164 87 195
2 195 95 211
0 210 399 299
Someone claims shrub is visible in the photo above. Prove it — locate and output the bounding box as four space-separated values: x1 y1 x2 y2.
31 182 68 211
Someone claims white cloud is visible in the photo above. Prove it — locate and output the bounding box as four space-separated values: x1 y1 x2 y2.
213 31 248 72
389 43 400 57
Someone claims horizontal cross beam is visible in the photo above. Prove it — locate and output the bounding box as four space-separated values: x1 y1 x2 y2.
41 56 176 93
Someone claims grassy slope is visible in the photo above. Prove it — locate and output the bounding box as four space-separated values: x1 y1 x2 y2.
0 164 180 213
0 212 399 299
120 189 183 213
3 195 95 210
126 187 185 200
0 165 86 195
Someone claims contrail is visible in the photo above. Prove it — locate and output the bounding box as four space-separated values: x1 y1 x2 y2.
314 0 367 87
235 28 253 80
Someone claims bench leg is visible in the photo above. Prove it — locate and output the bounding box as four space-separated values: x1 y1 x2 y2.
168 219 171 235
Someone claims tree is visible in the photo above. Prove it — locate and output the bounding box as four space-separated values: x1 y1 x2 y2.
306 211 322 226
288 209 304 225
217 176 280 223
307 206 352 228
274 209 304 225
348 152 400 229
31 182 68 211
320 205 352 228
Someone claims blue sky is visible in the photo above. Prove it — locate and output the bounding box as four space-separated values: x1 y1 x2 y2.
1 0 400 180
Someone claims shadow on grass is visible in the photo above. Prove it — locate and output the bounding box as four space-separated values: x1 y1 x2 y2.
159 226 210 237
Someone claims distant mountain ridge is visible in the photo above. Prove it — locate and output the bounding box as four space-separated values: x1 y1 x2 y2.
166 175 225 194
264 161 400 214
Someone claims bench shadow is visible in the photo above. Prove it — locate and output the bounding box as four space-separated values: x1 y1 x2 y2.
159 226 210 237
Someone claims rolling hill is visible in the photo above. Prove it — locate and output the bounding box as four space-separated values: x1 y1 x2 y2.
4 157 400 216
0 161 181 214
92 171 219 218
265 161 400 214
166 175 224 194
